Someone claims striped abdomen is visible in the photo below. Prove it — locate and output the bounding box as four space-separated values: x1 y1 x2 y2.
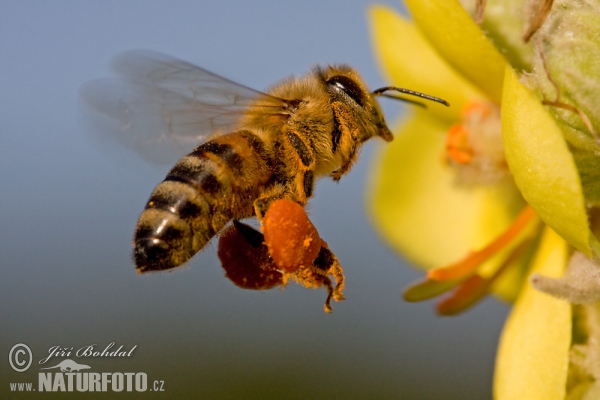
134 130 272 272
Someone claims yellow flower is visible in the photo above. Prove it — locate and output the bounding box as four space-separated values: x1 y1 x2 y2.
368 1 599 398
369 1 534 309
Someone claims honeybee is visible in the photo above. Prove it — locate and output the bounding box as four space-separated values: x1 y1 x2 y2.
82 51 447 283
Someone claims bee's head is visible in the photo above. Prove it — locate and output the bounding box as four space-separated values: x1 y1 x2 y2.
317 65 394 143
316 65 449 145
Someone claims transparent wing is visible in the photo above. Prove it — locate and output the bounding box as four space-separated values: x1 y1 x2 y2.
81 50 290 164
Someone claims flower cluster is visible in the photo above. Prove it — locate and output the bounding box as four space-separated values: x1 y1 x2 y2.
368 0 600 398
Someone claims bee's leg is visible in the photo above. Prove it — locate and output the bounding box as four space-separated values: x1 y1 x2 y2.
313 245 345 303
258 197 346 313
321 276 335 313
331 156 357 182
253 188 290 221
252 128 317 220
292 245 345 313
285 131 315 172
253 170 314 220
281 129 318 201
330 102 360 182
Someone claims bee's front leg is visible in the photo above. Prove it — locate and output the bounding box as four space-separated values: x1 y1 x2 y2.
331 155 357 182
330 101 360 182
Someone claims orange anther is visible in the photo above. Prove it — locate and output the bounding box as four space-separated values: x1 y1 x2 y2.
427 206 536 281
461 101 492 118
446 124 474 164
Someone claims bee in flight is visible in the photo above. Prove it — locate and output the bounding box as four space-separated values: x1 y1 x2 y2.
82 51 448 310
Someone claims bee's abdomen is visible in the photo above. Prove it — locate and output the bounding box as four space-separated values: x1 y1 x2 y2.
134 131 271 272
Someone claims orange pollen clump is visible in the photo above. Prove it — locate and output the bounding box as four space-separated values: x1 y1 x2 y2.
262 199 322 273
446 124 474 164
303 236 313 248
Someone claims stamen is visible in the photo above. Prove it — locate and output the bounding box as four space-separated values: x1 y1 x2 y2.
427 206 536 281
461 101 492 118
444 101 509 186
404 277 461 302
474 0 487 25
435 240 531 315
437 274 488 315
446 124 474 164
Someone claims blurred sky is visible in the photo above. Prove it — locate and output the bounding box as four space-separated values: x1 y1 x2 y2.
1 1 509 399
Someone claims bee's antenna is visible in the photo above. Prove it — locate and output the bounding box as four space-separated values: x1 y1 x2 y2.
371 86 450 108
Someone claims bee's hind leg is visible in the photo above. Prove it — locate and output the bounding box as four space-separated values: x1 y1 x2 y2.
313 245 345 304
252 184 304 221
259 198 346 312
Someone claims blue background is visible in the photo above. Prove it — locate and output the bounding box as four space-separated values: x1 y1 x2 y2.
1 1 508 398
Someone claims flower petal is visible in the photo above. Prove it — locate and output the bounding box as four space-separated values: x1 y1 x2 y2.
368 108 524 269
494 226 570 400
368 5 486 122
404 0 506 103
501 66 595 257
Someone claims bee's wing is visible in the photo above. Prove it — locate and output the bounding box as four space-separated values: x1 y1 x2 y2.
81 50 290 164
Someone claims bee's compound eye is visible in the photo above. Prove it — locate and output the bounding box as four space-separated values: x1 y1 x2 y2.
326 75 365 107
